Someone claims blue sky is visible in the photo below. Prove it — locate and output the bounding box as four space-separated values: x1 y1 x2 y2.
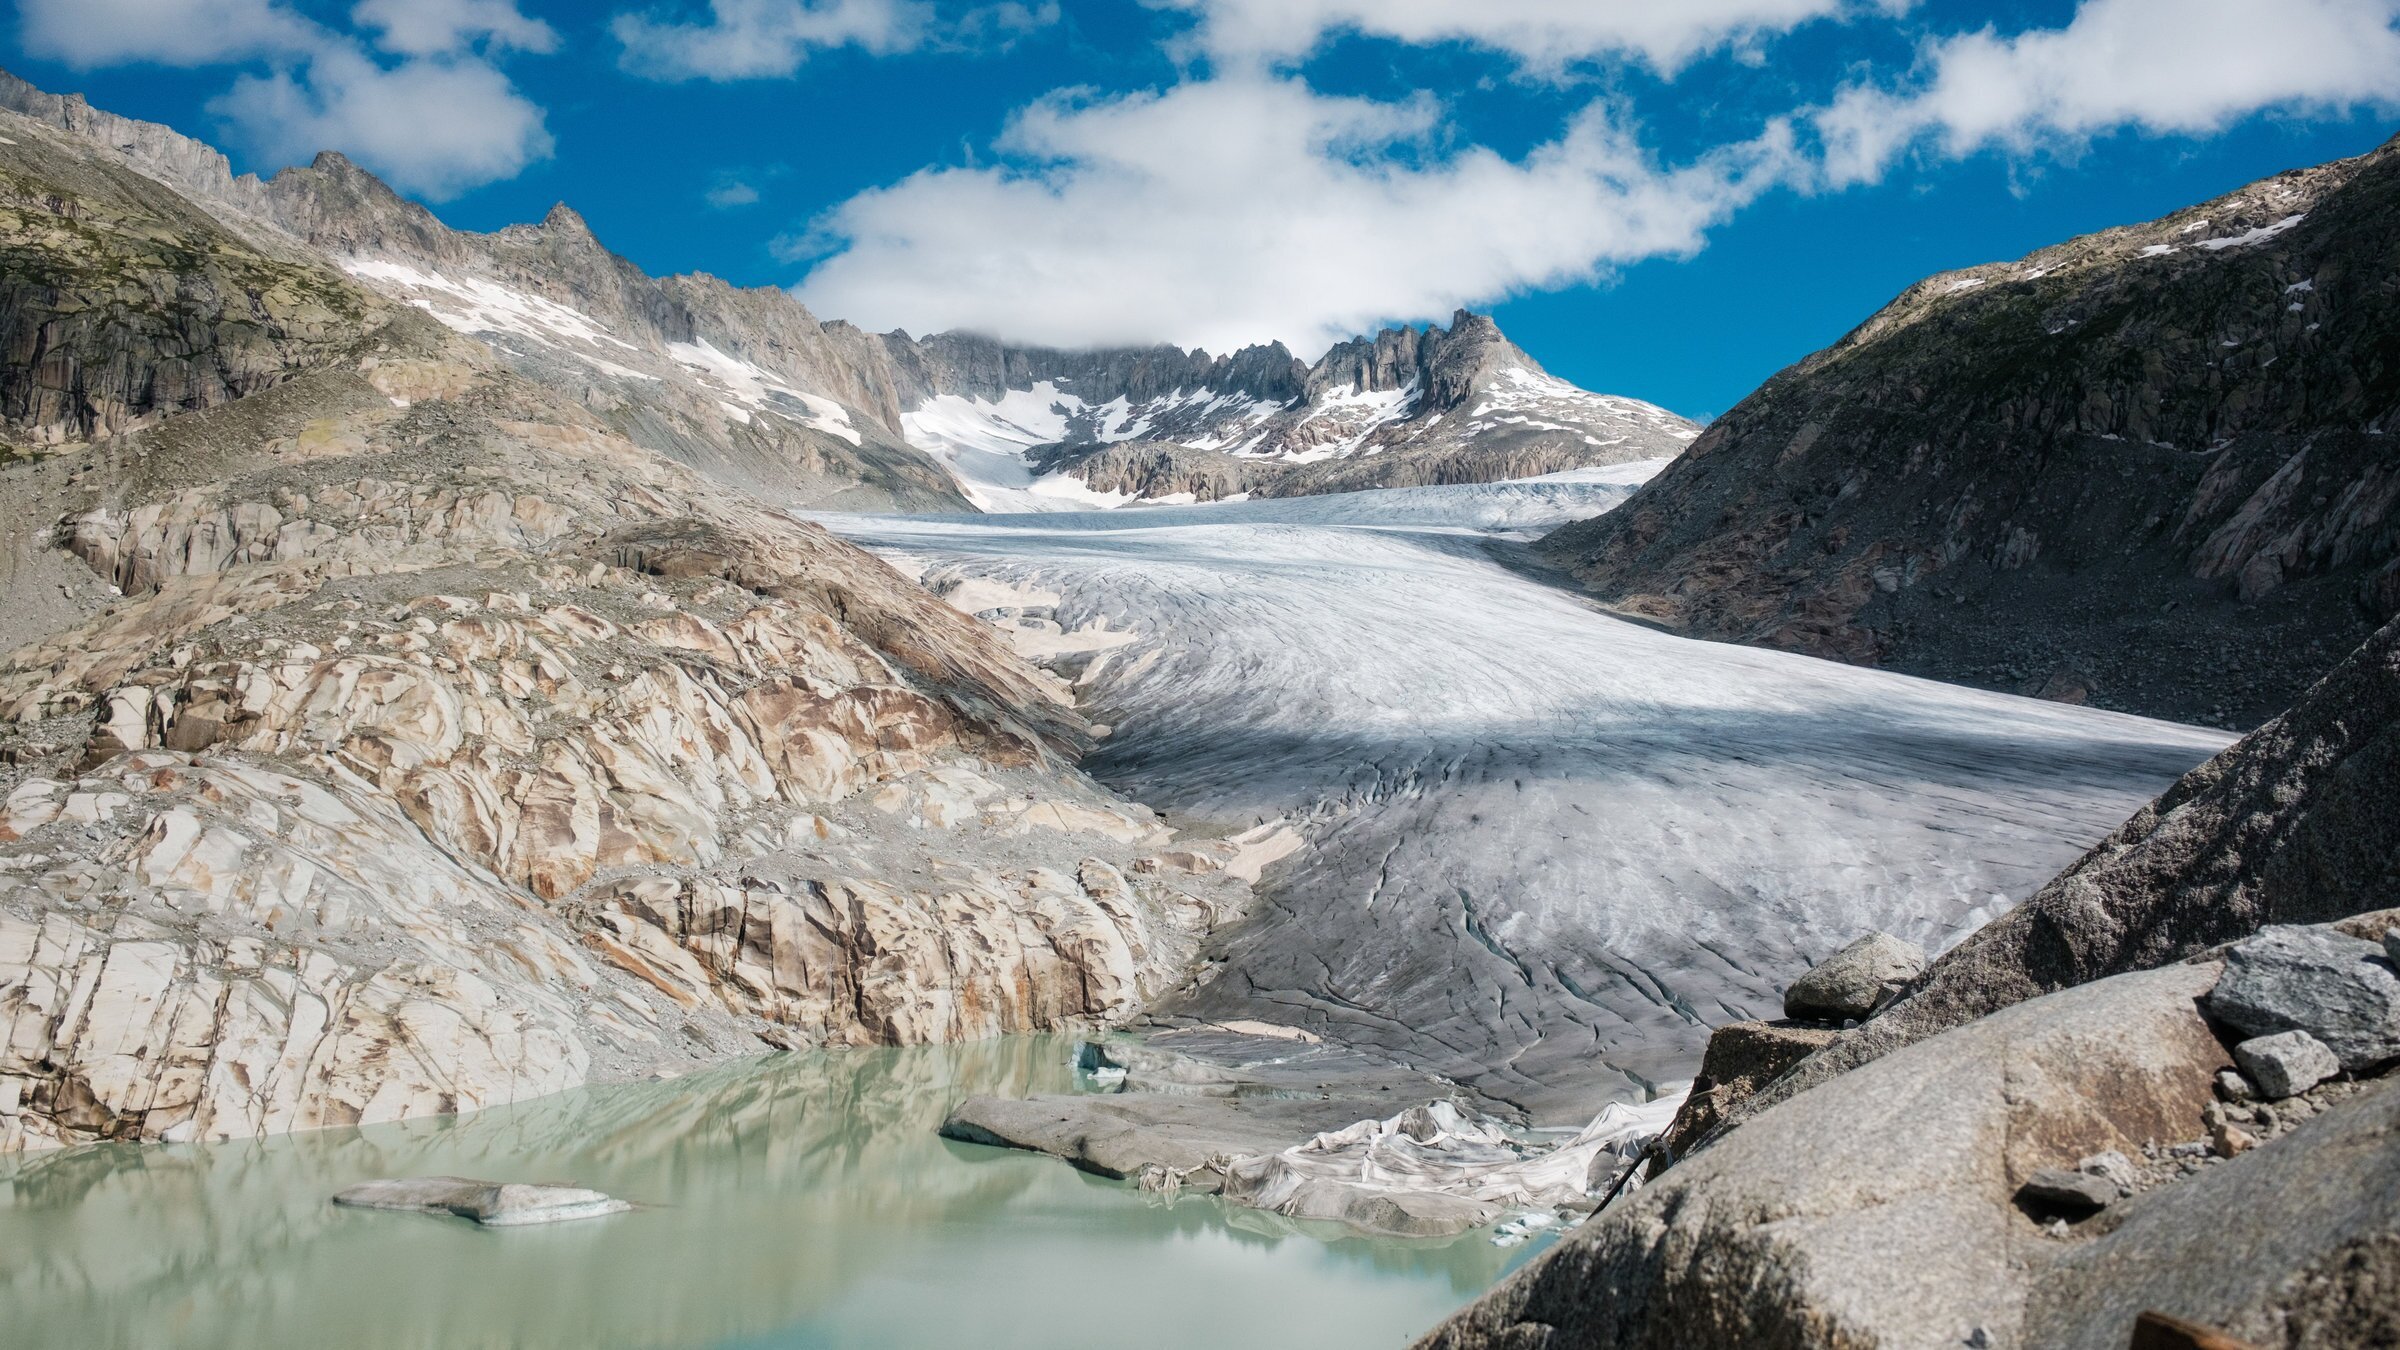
10 1 2399 419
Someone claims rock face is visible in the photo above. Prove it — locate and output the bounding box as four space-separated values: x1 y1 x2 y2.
333 1176 630 1226
1417 962 2233 1350
2207 926 2400 1073
0 100 1245 1152
1713 616 2400 1133
1542 133 2400 726
1780 931 1924 1021
0 116 381 448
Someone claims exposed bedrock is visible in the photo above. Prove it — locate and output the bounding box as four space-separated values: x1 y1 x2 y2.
0 327 1241 1154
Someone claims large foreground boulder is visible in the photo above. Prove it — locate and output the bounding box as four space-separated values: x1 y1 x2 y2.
1418 962 2229 1349
1709 616 2400 1140
2024 1076 2400 1349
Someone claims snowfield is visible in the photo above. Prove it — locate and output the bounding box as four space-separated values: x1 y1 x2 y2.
820 477 2233 1121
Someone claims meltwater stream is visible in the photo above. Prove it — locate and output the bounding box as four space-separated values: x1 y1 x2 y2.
1 1038 1533 1350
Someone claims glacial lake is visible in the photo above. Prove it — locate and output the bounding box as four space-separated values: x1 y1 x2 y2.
0 1036 1542 1349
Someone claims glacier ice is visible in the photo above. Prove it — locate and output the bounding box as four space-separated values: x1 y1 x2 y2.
822 476 2232 1121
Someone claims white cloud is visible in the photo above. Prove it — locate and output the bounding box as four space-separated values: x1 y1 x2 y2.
16 0 556 200
944 2 1059 50
16 0 314 67
796 75 1798 354
1817 0 2400 185
351 0 560 57
213 49 553 199
613 0 935 80
707 179 764 207
1149 0 1909 74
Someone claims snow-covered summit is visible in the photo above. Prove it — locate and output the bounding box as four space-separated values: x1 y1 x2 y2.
894 310 1699 512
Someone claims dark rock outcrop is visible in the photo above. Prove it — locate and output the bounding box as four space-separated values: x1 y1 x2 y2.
1028 439 1263 503
1714 616 2399 1135
1542 134 2400 726
0 115 384 446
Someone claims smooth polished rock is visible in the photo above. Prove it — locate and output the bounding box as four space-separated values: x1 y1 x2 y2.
1416 963 2231 1350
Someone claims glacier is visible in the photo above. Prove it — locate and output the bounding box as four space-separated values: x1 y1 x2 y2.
822 472 2234 1121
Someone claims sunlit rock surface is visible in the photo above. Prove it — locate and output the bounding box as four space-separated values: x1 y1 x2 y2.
0 154 1241 1150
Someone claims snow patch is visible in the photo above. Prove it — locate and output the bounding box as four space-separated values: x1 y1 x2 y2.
342 259 637 354
667 339 861 444
2196 214 2306 251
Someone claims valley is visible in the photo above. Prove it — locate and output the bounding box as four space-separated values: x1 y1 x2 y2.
0 52 2393 1350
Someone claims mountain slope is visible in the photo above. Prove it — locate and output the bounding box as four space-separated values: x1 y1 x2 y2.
1541 133 2400 727
0 70 1691 518
0 89 1245 1152
895 312 1697 510
0 70 969 514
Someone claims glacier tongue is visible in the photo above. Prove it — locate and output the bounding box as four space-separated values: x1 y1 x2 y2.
823 475 2233 1122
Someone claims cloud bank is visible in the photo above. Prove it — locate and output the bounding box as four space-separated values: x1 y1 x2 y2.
795 0 2400 351
611 0 1057 81
798 76 1797 354
1149 0 1906 74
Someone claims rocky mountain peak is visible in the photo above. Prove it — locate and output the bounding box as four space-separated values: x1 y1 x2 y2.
1304 310 1541 413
